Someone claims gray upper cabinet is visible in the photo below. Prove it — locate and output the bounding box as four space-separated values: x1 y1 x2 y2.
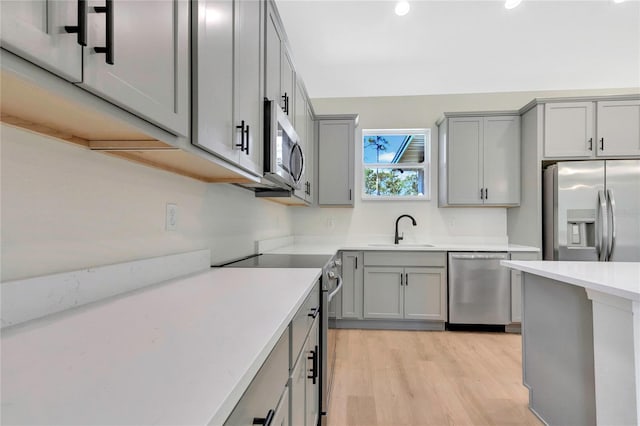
439 114 520 207
544 102 595 158
293 78 308 202
281 49 295 117
81 0 189 137
304 102 315 203
0 0 189 137
596 100 640 157
317 115 358 206
544 98 640 159
265 0 293 117
192 0 262 176
340 251 364 319
0 0 82 82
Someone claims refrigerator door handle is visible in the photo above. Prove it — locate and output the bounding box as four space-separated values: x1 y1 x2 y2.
596 190 608 262
606 189 617 261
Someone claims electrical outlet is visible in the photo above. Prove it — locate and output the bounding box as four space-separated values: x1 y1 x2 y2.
166 203 178 231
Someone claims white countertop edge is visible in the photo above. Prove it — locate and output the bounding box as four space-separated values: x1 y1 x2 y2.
208 268 321 425
266 242 540 255
502 261 640 302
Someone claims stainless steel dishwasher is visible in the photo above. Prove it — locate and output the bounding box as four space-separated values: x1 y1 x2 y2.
448 252 511 325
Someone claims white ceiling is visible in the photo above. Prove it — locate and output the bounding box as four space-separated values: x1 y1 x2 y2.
275 0 640 98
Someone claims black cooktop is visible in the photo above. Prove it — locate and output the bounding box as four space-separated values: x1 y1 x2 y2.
217 253 333 269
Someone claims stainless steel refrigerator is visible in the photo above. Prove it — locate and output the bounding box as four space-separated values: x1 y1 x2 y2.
543 160 640 261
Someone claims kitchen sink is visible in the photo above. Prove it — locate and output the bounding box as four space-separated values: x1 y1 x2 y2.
368 243 434 248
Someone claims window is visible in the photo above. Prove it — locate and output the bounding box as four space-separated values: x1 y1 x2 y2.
362 129 430 200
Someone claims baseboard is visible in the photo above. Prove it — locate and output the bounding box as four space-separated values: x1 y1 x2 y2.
330 319 445 331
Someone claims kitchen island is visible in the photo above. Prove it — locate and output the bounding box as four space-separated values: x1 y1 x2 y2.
502 261 640 426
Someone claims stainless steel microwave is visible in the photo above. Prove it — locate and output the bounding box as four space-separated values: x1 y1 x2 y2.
264 99 304 190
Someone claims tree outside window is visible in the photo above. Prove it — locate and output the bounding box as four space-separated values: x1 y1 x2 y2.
362 130 430 200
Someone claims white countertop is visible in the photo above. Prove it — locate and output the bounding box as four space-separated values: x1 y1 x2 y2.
1 267 322 425
266 242 539 255
502 261 640 302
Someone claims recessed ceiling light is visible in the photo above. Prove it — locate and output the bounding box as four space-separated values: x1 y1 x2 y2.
612 0 625 3
505 0 523 9
395 1 410 16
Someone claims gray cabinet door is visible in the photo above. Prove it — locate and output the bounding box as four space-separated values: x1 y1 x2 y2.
318 120 355 206
544 102 594 158
290 348 306 426
483 116 521 205
305 103 315 203
281 48 295 117
0 0 82 82
235 0 263 175
363 267 403 319
192 0 237 164
404 267 446 320
448 117 483 205
305 319 319 426
341 251 363 319
293 79 308 201
272 387 290 426
596 100 640 157
81 0 189 136
264 3 281 104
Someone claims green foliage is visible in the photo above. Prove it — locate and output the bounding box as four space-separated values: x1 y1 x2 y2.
364 168 420 196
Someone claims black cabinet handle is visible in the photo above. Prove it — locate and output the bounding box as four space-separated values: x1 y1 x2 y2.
588 137 593 151
308 307 319 319
282 93 288 114
485 188 488 200
253 409 275 426
349 189 352 201
307 346 318 384
480 188 484 200
236 120 246 150
400 273 404 286
93 0 114 65
355 256 357 269
600 137 604 150
405 273 409 286
64 0 87 46
244 125 250 155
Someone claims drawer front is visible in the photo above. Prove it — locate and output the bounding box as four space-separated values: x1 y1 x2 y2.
364 251 446 267
290 281 320 369
224 331 289 425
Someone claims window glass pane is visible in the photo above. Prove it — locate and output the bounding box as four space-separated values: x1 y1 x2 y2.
363 134 425 164
364 168 424 196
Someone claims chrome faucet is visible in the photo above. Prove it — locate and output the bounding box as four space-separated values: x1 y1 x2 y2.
394 214 417 244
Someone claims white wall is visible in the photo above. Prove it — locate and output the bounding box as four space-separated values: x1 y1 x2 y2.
1 124 293 281
293 88 638 243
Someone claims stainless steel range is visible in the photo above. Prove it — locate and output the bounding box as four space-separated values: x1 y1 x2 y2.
220 252 343 426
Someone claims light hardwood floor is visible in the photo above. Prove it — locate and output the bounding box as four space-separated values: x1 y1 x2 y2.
327 329 541 426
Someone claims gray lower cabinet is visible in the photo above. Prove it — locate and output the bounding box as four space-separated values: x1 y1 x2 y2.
340 251 363 319
304 319 320 426
317 115 359 206
363 266 446 320
226 281 318 425
0 0 189 137
224 331 289 425
192 0 262 175
290 316 319 426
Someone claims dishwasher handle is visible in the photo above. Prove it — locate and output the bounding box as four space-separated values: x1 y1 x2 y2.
449 253 509 260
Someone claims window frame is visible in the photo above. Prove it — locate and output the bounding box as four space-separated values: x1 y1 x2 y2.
361 128 431 201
